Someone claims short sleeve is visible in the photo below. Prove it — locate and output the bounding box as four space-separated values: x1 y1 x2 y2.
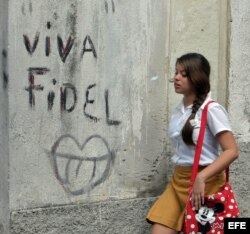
207 104 232 136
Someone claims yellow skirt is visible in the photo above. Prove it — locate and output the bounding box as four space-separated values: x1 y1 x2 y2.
146 166 226 231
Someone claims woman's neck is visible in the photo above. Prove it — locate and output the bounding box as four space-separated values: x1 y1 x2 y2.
183 94 196 107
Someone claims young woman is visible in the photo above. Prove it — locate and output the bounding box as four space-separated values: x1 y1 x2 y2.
146 53 239 234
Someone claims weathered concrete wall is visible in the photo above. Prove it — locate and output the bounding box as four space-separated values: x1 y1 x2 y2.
0 0 10 233
8 0 169 211
167 0 229 113
1 0 249 233
10 198 154 234
228 0 250 217
8 0 168 232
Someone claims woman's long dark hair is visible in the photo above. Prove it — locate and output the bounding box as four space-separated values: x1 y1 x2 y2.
176 53 211 145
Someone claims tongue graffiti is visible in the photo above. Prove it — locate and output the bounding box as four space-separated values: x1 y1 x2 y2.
50 134 115 195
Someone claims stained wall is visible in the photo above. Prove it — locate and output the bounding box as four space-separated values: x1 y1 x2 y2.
228 0 250 217
0 0 9 233
0 0 249 233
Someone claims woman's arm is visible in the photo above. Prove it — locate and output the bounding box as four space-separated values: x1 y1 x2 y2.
191 130 239 209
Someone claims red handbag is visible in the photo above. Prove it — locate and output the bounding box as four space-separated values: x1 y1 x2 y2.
182 101 240 234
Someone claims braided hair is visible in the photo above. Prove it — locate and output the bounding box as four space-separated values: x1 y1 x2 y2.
176 53 211 145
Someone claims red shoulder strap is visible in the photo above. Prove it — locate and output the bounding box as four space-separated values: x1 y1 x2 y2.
189 100 230 188
190 100 214 185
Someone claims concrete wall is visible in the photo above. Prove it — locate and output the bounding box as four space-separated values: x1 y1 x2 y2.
228 0 250 217
8 0 169 210
0 0 249 233
167 0 229 112
0 0 10 233
8 0 168 233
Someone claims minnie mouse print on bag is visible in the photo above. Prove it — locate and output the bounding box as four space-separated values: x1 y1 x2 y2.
184 183 239 234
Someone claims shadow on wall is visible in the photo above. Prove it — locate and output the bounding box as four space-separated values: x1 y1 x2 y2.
0 224 4 233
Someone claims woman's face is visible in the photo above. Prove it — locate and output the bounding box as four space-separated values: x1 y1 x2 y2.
174 63 194 96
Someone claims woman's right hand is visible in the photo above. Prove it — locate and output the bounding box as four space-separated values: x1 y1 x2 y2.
191 174 205 210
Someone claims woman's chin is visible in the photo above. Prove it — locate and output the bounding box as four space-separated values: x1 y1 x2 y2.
174 89 183 94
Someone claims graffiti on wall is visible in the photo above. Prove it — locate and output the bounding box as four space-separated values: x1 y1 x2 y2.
24 68 121 125
22 20 99 112
1 49 8 89
50 134 115 195
23 29 97 61
22 19 120 123
24 67 49 106
21 1 121 195
105 0 115 13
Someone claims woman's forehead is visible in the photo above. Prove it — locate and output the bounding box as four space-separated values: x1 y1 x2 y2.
175 63 185 71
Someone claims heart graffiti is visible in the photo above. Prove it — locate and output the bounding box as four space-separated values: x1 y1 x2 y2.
50 134 115 195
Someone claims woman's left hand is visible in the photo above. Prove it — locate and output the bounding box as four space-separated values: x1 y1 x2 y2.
191 174 205 210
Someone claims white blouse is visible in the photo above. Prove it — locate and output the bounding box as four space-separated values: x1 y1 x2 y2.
168 97 232 166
